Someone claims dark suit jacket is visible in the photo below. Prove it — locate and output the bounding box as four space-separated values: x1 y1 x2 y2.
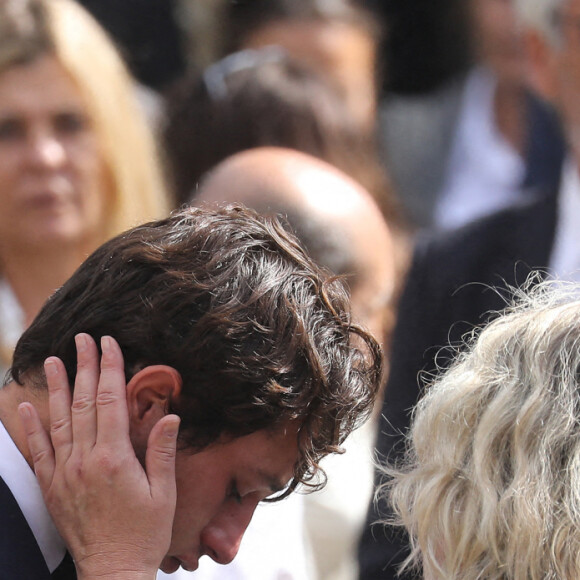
0 475 52 579
0 476 75 579
358 192 558 579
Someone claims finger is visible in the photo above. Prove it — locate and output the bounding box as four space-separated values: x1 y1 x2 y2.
70 334 99 450
45 356 73 463
18 402 56 491
95 336 130 447
146 415 180 506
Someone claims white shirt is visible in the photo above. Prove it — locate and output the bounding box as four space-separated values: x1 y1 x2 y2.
435 67 527 230
0 417 66 572
549 158 580 281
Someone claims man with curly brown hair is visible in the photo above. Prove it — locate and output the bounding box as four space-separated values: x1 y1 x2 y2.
0 205 382 579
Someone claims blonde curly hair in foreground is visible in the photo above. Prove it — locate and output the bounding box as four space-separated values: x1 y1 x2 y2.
387 280 580 580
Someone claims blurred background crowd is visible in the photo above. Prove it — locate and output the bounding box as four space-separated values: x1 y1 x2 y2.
2 0 577 578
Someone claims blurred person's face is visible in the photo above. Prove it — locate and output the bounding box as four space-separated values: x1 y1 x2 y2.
0 54 108 255
537 0 580 158
243 20 377 128
471 0 525 84
555 0 580 146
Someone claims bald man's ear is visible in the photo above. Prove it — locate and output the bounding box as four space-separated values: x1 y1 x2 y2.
126 365 182 447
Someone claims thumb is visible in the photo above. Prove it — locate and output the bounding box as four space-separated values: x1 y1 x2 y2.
146 414 180 502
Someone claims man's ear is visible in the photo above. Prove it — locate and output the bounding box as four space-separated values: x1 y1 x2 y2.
126 365 182 445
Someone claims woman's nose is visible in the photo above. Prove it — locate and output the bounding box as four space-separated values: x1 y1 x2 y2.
27 132 67 168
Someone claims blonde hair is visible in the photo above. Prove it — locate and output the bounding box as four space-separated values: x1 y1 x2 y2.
0 0 169 240
387 280 580 580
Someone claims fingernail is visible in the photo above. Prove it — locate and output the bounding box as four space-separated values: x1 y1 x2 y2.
75 333 87 353
164 418 180 438
44 358 58 377
101 336 111 353
17 403 32 420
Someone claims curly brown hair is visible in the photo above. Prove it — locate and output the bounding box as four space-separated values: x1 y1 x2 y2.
11 204 382 494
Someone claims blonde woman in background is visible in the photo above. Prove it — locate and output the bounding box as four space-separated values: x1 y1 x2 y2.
0 0 169 376
388 281 580 579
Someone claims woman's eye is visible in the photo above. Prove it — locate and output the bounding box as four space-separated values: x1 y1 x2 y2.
54 112 89 135
0 118 24 141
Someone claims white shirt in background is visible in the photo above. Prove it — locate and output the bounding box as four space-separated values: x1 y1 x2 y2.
435 67 526 230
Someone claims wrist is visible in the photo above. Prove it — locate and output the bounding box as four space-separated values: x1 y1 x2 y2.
78 573 156 580
76 564 158 580
73 547 161 580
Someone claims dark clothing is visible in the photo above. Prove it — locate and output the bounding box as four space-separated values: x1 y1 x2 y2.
77 0 185 90
51 552 76 580
0 476 76 579
523 91 567 193
1 474 50 579
358 192 558 579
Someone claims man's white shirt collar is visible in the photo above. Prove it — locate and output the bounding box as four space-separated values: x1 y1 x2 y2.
0 417 66 572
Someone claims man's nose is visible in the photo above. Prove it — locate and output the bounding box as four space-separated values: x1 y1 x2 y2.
200 500 258 565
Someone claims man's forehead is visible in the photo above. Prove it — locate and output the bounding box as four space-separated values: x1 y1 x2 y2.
226 421 300 466
222 426 301 501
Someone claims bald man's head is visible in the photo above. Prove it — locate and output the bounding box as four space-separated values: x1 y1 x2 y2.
195 147 395 344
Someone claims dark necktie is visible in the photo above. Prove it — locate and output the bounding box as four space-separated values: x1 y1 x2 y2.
51 552 77 580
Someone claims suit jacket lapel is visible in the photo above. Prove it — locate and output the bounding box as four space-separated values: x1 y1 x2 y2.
0 475 51 579
502 190 558 278
51 551 77 580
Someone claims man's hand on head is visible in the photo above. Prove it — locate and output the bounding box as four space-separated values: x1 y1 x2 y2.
18 334 180 580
